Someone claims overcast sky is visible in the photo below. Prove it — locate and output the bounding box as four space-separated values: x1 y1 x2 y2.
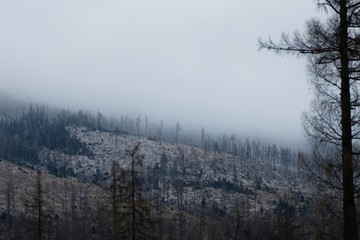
0 0 320 147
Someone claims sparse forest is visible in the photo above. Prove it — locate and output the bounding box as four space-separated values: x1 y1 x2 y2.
0 94 354 240
0 2 359 239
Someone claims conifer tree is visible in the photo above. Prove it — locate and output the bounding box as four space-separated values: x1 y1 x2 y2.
259 1 360 238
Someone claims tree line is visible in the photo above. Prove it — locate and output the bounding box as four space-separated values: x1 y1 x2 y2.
0 96 301 175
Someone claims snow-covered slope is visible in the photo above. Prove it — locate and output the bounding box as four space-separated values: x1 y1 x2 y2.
40 127 314 213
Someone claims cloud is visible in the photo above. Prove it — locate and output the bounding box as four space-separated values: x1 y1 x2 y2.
0 0 316 147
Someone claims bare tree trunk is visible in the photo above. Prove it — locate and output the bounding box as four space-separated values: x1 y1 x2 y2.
339 1 358 239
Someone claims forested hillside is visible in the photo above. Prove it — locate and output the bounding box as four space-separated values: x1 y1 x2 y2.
0 96 344 239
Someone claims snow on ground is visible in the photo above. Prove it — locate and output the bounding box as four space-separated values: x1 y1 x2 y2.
39 127 314 212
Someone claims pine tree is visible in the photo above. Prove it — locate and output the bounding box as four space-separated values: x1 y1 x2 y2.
23 170 50 240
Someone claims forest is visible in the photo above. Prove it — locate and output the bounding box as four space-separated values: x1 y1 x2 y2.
1 0 360 238
0 95 349 240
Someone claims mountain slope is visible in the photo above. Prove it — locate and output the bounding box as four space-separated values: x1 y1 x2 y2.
39 126 314 214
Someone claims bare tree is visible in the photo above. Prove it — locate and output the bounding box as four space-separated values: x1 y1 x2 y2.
23 170 49 240
159 120 163 143
145 115 149 138
104 160 127 240
3 178 15 239
136 115 141 137
175 122 181 146
123 143 156 240
259 1 360 239
97 110 103 130
273 196 301 240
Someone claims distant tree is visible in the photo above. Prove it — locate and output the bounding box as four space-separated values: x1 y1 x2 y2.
175 122 181 146
280 147 291 173
213 141 220 160
222 134 229 153
145 115 149 138
3 178 15 239
229 134 236 155
136 115 141 137
173 178 184 208
23 170 51 240
245 139 252 161
203 136 211 167
233 197 244 240
201 127 205 150
5 178 15 218
273 197 301 240
104 160 127 240
252 140 260 163
271 144 279 169
97 111 103 130
159 120 163 143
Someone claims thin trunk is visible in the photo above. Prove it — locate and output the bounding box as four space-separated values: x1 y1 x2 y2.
132 155 136 240
112 165 118 239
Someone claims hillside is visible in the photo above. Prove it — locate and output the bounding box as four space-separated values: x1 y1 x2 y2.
40 126 314 214
0 158 102 211
0 99 324 239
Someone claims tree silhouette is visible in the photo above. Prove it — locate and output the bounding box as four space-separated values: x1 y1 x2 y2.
123 143 156 240
259 1 360 238
104 160 127 240
23 170 51 240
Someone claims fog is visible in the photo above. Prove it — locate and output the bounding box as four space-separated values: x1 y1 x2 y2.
0 0 318 147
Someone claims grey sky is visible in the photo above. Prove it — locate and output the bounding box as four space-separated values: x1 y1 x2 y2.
0 1 319 147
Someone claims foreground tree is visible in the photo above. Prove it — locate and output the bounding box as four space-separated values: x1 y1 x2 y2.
259 1 360 239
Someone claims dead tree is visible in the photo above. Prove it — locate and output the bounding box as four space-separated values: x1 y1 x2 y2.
104 160 127 240
23 170 49 240
123 143 156 240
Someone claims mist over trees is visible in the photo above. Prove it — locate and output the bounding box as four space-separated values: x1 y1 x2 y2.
0 94 324 239
0 1 360 240
3 0 359 239
0 95 301 171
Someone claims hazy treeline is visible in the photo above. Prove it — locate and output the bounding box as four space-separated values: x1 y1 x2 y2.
0 95 349 239
0 104 89 167
0 95 300 173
